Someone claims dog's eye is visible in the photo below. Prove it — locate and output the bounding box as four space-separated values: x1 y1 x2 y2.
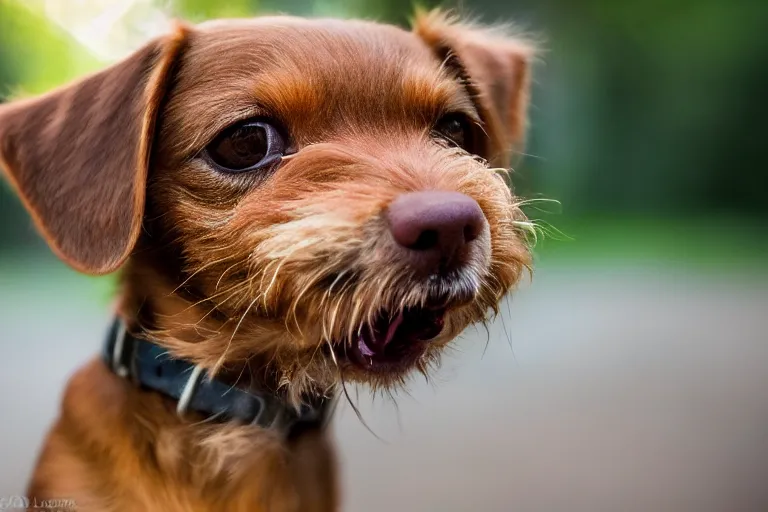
434 113 473 152
205 120 285 172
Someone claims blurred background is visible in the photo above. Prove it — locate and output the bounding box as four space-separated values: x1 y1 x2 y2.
1 0 767 510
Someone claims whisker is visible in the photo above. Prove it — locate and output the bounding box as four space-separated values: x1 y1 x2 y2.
215 260 243 290
340 373 386 443
212 297 258 375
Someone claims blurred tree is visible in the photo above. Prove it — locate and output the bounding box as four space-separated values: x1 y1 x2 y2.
0 1 102 98
506 0 768 218
168 0 259 20
1 0 766 257
309 0 441 24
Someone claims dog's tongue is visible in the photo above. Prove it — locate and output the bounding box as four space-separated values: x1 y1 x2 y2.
356 309 446 358
359 311 405 356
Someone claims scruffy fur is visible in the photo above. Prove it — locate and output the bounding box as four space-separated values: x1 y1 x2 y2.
0 10 534 512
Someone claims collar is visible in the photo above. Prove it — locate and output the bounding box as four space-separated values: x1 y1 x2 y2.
102 318 334 437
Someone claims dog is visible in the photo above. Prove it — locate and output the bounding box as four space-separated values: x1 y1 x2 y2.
0 9 534 511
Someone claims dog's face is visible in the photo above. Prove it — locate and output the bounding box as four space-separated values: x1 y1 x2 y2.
0 12 533 398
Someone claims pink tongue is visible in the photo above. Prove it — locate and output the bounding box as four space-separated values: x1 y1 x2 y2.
380 311 405 348
358 311 405 356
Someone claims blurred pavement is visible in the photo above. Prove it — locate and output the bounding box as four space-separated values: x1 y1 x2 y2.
1 257 768 511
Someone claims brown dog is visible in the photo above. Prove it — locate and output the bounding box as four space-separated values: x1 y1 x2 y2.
0 10 533 512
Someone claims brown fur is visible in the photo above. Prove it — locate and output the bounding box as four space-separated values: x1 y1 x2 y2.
0 11 534 511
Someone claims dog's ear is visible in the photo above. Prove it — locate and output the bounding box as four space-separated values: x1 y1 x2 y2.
414 9 535 166
0 26 188 274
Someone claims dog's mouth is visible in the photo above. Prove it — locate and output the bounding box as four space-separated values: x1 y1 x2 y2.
333 307 445 374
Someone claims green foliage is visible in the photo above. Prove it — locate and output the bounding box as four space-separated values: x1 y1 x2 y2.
168 0 260 20
509 0 768 218
532 215 768 268
309 0 441 24
0 0 102 99
0 0 765 261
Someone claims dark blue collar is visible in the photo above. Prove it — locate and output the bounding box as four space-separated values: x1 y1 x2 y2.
102 318 334 436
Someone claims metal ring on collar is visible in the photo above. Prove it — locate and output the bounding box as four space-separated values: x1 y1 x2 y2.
176 365 205 418
111 319 130 378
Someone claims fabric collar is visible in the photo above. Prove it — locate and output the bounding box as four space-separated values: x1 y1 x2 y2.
102 318 334 437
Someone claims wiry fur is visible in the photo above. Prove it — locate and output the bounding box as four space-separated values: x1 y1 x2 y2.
136 138 530 403
1 10 535 511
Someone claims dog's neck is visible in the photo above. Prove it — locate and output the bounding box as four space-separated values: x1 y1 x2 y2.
121 247 279 385
116 250 336 436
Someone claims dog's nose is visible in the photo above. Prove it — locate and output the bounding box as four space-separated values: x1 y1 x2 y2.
386 191 485 272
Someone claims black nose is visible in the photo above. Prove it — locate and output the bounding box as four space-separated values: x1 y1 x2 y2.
386 191 485 274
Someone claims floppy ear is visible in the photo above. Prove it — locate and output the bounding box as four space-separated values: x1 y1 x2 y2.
414 9 535 166
0 26 188 274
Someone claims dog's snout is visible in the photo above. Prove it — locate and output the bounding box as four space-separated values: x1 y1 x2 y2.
386 191 485 272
